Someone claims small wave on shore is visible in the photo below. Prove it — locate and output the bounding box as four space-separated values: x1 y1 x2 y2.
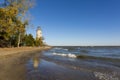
94 72 119 80
52 52 120 62
76 55 120 63
54 47 68 51
80 49 89 53
49 47 120 63
52 52 76 58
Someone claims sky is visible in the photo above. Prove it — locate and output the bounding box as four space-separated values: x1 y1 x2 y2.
27 0 120 46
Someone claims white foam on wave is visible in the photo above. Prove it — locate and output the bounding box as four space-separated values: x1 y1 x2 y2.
52 52 76 58
54 48 68 51
94 72 119 80
63 49 68 51
54 48 63 50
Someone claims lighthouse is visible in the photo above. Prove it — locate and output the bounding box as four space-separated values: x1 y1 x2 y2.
36 26 42 39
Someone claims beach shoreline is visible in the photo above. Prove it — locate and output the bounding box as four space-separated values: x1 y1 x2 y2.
0 46 119 80
0 47 52 57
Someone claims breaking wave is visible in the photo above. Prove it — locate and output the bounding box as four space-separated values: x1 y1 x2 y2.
52 52 120 62
52 52 76 58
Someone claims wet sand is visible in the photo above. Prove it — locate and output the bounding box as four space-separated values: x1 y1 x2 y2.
0 47 51 80
0 48 48 80
0 51 95 80
27 59 96 80
0 47 119 80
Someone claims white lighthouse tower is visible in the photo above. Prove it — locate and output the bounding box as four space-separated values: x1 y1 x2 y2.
36 26 42 39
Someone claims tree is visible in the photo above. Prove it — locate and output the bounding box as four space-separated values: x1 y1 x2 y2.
7 0 34 47
0 6 18 47
24 34 35 46
35 37 44 47
0 0 34 47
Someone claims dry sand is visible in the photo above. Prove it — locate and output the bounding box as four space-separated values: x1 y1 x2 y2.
0 47 52 80
0 47 51 57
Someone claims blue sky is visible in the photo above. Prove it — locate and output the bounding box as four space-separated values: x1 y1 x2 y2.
27 0 120 46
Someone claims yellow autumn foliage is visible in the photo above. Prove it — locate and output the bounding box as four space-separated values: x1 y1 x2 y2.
0 0 34 47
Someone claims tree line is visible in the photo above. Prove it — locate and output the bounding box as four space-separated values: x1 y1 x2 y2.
0 0 44 47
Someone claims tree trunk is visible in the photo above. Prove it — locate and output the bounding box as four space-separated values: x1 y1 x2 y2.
17 33 20 47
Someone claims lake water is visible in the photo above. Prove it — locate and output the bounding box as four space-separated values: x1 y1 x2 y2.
0 46 120 80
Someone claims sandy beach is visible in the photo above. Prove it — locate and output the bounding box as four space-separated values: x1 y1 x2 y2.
0 47 51 57
0 46 52 80
0 46 119 80
0 46 96 80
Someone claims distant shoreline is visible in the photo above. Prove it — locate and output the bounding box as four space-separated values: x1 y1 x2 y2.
0 47 51 57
